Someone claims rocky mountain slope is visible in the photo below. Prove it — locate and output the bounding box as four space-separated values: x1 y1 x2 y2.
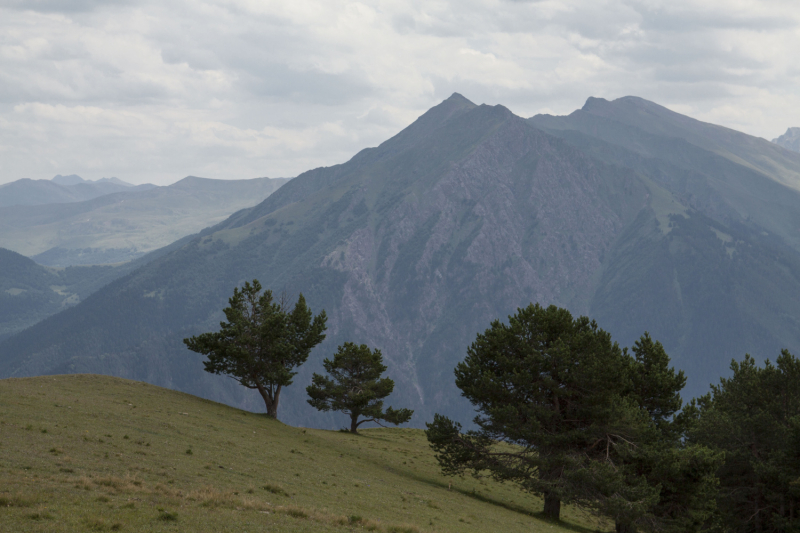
0 175 155 207
774 127 800 153
530 97 800 388
3 94 800 429
0 176 289 266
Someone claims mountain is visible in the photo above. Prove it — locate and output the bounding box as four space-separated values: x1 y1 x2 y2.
0 175 155 207
529 96 800 391
0 236 197 343
3 94 800 430
0 176 290 266
51 174 89 186
0 248 122 343
773 127 800 153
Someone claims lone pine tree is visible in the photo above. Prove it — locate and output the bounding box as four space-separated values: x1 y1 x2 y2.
306 342 413 433
184 279 327 418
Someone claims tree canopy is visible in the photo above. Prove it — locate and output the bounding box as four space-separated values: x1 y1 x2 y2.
611 334 720 533
183 279 327 417
426 303 719 529
307 342 413 433
688 351 800 533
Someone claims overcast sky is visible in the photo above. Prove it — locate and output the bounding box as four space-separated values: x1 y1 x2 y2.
1 0 798 186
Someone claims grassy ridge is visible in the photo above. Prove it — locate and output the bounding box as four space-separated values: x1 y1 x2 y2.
0 375 606 532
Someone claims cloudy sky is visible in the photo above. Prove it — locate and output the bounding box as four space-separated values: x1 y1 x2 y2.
1 0 798 186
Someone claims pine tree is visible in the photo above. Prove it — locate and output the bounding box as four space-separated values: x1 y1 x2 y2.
425 304 657 521
690 351 800 532
306 342 413 433
610 334 721 533
183 280 327 417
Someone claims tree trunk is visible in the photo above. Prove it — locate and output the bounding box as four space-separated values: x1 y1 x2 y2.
350 414 359 434
267 387 281 418
254 382 273 416
256 383 281 418
616 520 636 533
755 491 763 533
543 493 561 520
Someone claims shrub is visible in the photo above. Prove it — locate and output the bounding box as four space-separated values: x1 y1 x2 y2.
262 484 288 496
387 526 420 533
283 507 308 519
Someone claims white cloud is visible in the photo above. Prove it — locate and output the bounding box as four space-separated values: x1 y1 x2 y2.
0 0 798 185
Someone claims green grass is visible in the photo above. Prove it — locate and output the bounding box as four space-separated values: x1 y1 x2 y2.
0 374 609 532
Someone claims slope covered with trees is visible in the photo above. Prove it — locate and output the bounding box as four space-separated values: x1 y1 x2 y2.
0 248 123 343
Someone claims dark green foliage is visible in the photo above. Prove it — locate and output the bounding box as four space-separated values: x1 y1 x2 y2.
184 280 327 417
628 333 686 433
427 304 657 522
613 334 721 533
690 351 800 533
307 342 413 433
427 305 719 530
157 510 178 522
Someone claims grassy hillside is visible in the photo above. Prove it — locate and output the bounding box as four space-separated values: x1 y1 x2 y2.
0 375 605 533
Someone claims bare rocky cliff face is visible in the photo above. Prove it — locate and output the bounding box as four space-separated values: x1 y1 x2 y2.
774 127 800 153
5 94 800 429
308 101 648 419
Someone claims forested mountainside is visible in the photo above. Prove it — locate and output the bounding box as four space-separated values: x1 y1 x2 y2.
0 248 121 343
3 94 800 429
0 234 200 342
0 176 289 266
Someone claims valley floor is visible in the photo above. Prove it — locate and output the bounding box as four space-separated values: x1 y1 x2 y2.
0 375 607 532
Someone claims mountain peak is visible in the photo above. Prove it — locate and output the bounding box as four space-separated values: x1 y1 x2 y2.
52 174 84 186
773 127 800 153
581 96 610 111
582 95 674 119
96 177 134 187
444 92 474 104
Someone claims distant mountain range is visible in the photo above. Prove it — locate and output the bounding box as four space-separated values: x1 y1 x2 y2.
774 127 800 153
0 176 290 266
3 94 800 430
0 175 156 207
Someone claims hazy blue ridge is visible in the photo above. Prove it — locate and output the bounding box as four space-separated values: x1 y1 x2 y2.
0 175 156 207
0 176 290 266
